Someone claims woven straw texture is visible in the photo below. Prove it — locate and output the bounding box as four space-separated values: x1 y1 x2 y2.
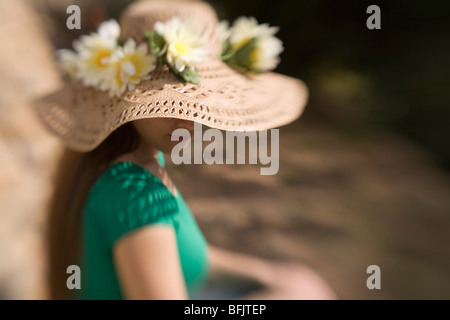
34 0 308 152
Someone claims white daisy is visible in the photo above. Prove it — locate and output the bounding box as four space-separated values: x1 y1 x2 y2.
249 35 283 72
55 49 79 79
104 39 156 97
226 16 283 72
97 19 121 47
217 20 231 44
228 16 279 51
75 19 121 87
154 16 209 72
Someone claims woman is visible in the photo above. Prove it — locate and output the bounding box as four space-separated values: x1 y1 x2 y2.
36 0 337 300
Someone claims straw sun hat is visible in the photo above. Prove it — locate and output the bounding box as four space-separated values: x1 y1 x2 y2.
34 0 308 152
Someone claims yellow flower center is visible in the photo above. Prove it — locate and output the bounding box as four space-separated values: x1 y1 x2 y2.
250 48 260 63
233 37 251 50
96 51 111 67
174 42 188 54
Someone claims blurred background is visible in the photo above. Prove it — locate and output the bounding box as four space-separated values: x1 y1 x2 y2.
0 0 449 299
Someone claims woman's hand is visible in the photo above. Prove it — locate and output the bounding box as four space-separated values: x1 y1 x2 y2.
248 261 338 300
207 244 337 300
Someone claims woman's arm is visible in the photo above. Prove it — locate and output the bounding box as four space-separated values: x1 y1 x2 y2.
114 225 188 300
207 245 274 286
207 244 337 300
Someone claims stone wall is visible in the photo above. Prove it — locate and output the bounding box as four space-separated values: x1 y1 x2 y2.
0 0 63 299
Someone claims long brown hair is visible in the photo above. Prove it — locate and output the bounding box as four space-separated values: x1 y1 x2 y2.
47 122 140 299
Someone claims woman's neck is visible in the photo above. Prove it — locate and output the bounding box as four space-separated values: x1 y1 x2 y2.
131 140 159 165
112 140 159 168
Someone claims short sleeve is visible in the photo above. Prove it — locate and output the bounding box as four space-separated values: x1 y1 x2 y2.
86 162 179 248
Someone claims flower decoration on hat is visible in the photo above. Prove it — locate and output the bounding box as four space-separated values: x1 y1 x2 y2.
57 19 156 97
55 15 283 98
219 16 284 73
145 16 210 85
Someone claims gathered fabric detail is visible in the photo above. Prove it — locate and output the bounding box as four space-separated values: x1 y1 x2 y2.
86 161 180 248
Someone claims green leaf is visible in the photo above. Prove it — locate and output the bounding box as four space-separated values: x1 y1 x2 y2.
221 40 233 61
164 62 200 85
180 67 201 85
233 37 259 69
146 30 166 57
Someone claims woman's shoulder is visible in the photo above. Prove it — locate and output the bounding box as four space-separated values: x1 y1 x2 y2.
90 151 166 197
85 159 180 247
91 161 152 192
86 156 178 219
88 160 174 208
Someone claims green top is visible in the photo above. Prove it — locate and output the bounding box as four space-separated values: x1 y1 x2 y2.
78 152 210 299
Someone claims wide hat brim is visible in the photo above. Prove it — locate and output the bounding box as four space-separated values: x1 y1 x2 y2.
33 2 308 153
